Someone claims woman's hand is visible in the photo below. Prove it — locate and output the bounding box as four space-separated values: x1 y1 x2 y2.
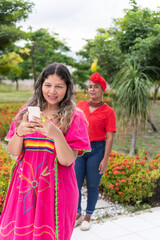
99 158 108 175
34 112 61 139
99 132 115 174
8 112 38 156
16 112 38 136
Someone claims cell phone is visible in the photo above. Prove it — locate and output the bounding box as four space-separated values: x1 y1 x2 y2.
28 106 40 122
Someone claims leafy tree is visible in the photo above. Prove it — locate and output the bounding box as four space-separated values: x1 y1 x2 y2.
128 34 160 102
110 0 160 99
112 60 152 155
0 51 25 89
77 28 123 84
0 0 34 53
78 0 160 89
16 28 76 83
0 52 23 75
72 64 90 91
0 0 34 79
112 2 157 53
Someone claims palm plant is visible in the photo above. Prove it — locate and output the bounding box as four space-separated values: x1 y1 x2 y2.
111 60 152 155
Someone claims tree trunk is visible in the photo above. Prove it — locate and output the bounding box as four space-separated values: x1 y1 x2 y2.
129 119 138 156
33 68 37 84
147 117 158 132
153 84 160 103
16 79 19 91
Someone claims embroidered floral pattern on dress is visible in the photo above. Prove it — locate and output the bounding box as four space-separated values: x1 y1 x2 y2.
17 157 55 214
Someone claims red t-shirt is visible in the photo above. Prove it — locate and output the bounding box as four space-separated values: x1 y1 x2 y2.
77 100 116 142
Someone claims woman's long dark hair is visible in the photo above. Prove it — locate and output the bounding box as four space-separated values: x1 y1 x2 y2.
17 63 76 133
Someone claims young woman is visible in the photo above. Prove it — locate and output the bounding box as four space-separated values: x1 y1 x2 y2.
0 63 91 240
75 72 116 231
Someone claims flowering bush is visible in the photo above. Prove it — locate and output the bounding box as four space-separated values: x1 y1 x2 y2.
0 103 23 140
0 143 13 213
100 152 160 205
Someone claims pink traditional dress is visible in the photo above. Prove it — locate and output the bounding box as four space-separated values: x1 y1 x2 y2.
0 106 91 240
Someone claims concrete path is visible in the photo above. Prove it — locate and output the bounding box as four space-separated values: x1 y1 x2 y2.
71 187 160 240
72 207 160 240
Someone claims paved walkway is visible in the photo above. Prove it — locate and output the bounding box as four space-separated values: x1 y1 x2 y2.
72 206 160 240
71 188 160 240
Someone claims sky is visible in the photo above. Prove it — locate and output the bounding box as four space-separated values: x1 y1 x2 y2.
20 0 160 53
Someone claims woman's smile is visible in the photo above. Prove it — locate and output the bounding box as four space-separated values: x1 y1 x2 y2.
48 95 57 100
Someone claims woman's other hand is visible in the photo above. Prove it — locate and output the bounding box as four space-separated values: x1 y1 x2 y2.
99 158 108 174
33 112 61 139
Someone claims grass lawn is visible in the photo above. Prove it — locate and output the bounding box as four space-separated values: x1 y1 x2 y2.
113 101 160 157
0 83 160 157
0 90 32 103
0 82 33 103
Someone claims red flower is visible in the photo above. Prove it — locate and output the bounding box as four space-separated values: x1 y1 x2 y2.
108 184 114 189
121 179 126 183
110 152 116 157
130 159 134 162
117 162 121 165
119 192 123 195
113 170 119 175
150 165 157 169
139 160 145 165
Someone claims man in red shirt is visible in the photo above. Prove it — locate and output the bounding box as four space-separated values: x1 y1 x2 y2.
75 72 116 231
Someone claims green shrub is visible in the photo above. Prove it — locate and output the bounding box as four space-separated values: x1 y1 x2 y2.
100 151 160 205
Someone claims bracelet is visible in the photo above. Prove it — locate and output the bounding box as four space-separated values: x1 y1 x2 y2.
15 131 23 137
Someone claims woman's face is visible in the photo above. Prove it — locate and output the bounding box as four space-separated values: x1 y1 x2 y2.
88 81 104 101
42 74 67 108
